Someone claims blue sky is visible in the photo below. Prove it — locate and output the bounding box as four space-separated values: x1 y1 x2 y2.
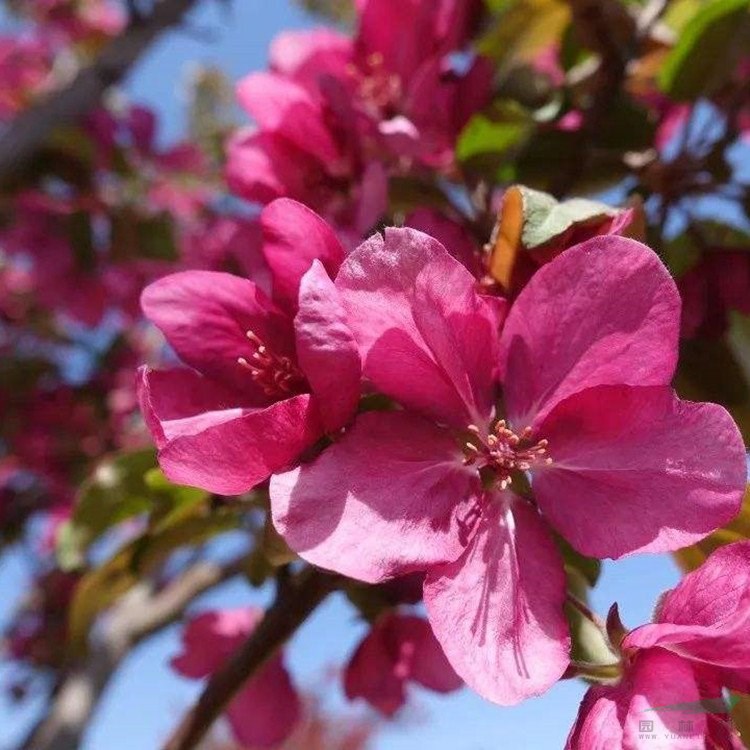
0 2 685 748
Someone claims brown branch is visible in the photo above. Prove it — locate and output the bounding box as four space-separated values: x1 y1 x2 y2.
549 0 636 197
22 556 246 750
163 567 339 750
0 0 203 186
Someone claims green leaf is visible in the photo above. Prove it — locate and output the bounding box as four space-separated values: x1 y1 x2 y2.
556 537 613 667
520 192 618 250
144 468 210 531
661 233 702 278
565 593 616 667
556 534 601 588
293 0 355 24
456 113 530 163
57 451 210 571
68 211 97 270
67 507 241 653
110 210 179 263
515 129 629 193
57 450 158 570
479 0 571 67
659 0 750 101
593 96 655 152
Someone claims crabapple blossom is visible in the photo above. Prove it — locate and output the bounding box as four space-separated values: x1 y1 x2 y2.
567 541 750 749
272 228 746 704
171 609 300 748
138 199 360 494
344 612 462 716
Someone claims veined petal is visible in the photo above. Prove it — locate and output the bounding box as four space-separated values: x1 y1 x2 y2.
236 72 341 164
424 494 569 705
624 542 750 671
533 385 746 559
271 410 478 583
336 227 503 427
137 366 253 449
566 649 705 750
261 198 345 312
499 236 680 430
157 394 322 495
295 261 360 433
225 128 321 206
141 270 293 395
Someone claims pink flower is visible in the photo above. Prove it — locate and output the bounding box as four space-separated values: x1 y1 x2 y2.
139 199 361 494
352 0 491 168
179 214 271 294
344 612 462 716
269 27 353 89
405 208 482 277
271 228 745 704
567 542 750 749
171 609 300 748
227 73 387 236
0 35 54 119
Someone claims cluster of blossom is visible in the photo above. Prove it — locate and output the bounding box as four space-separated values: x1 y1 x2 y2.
226 0 491 238
126 1 750 746
2 0 750 746
141 189 747 744
0 0 124 120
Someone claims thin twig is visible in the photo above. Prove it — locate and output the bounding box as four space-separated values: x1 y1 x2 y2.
162 567 339 750
550 0 635 197
0 0 203 185
23 555 246 750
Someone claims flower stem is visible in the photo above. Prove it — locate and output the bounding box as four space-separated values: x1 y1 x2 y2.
566 660 622 681
566 591 606 631
162 566 339 750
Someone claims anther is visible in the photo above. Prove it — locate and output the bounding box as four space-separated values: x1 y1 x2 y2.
462 419 551 490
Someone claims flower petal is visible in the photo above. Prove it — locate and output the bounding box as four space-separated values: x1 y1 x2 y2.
269 28 351 84
406 208 481 277
157 394 322 495
260 198 345 312
424 494 569 705
336 227 503 427
225 128 320 206
534 385 746 559
566 649 705 750
236 72 341 164
141 270 293 395
344 616 409 717
295 261 360 433
499 236 680 429
624 542 750 671
171 609 259 679
227 654 301 748
271 410 478 583
406 616 463 694
344 613 460 717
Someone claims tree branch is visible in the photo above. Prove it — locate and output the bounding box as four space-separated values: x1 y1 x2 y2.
0 0 203 186
22 556 246 750
162 567 339 750
549 0 636 197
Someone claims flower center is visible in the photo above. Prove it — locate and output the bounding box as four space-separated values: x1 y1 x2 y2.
237 329 305 398
348 53 403 116
463 420 551 489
